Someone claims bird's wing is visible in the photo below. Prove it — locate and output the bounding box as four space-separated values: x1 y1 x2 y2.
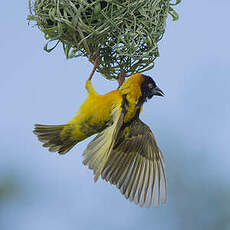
83 105 124 182
101 119 166 207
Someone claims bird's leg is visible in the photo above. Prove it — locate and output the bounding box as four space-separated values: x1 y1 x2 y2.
117 71 126 89
88 56 100 81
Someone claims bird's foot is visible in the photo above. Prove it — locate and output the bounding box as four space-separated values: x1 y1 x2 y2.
117 71 126 89
88 56 100 81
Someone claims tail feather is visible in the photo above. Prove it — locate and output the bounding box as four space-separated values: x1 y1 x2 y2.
33 124 77 154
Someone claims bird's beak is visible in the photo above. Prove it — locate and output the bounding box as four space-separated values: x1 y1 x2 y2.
152 86 164 97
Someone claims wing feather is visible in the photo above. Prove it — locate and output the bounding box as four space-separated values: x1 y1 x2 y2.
120 154 138 195
125 155 140 200
115 153 136 188
101 119 166 207
143 160 151 205
123 154 139 198
130 156 142 201
136 158 144 205
83 106 124 182
102 150 124 182
149 160 156 207
159 153 167 204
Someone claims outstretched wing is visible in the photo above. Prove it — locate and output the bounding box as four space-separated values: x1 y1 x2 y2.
83 105 124 182
101 119 166 208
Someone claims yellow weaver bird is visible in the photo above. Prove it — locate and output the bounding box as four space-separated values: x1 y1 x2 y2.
33 73 166 207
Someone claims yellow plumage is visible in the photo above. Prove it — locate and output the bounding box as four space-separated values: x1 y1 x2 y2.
33 73 166 207
65 73 144 140
65 80 122 140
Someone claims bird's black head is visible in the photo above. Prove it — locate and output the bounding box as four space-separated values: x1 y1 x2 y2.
140 75 164 101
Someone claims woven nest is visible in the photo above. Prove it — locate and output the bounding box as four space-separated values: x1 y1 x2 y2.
28 0 180 79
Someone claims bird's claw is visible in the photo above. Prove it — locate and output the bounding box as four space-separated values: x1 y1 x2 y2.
117 71 126 89
88 56 100 81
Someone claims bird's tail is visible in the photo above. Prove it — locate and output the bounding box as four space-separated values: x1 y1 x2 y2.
33 124 77 154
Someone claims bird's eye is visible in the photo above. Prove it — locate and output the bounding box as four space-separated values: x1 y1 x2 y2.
148 83 153 89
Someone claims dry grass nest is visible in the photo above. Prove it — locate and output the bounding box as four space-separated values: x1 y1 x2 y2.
28 0 181 79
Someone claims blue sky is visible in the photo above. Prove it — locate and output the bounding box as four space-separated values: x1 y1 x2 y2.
0 1 230 230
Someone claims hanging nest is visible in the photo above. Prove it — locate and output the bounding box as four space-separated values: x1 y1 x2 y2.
28 0 181 79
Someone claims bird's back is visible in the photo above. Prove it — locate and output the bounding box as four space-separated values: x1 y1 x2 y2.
67 87 123 141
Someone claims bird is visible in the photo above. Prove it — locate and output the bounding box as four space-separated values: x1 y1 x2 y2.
33 72 166 207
